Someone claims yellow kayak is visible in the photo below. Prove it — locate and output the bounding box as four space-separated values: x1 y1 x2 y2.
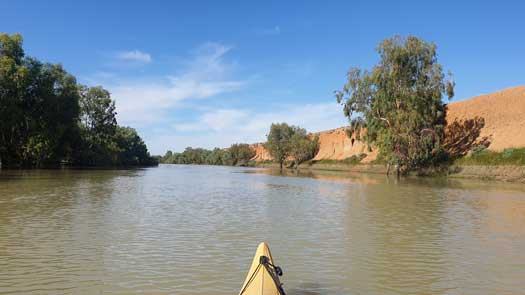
238 242 286 295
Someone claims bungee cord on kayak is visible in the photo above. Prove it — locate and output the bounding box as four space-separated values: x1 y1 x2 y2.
239 255 285 295
238 263 263 295
260 256 286 295
239 243 286 295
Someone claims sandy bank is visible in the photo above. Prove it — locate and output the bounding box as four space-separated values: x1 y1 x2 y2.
251 86 525 162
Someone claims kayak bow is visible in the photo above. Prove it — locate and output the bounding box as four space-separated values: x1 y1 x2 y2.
238 242 286 295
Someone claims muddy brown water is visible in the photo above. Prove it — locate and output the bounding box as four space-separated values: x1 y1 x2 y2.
1 165 524 294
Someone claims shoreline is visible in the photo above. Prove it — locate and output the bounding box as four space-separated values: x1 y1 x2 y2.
255 162 525 183
0 164 159 170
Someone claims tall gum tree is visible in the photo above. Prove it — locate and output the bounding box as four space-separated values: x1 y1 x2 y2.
336 36 455 175
265 123 295 171
0 33 80 167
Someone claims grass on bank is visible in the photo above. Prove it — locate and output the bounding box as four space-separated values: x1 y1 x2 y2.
454 147 525 166
257 147 525 170
258 153 385 167
304 153 369 166
309 148 525 167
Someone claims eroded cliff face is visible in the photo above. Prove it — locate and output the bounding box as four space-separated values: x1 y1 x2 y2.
250 86 525 162
311 128 379 163
250 143 272 161
250 128 379 162
444 86 525 153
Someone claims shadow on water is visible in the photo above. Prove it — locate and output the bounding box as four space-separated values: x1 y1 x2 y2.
285 282 325 295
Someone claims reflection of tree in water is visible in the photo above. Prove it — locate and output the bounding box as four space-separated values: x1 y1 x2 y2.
0 169 138 293
341 181 448 294
0 169 136 218
243 167 381 185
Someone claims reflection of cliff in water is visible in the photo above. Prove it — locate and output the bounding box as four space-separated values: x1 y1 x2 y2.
242 167 525 193
241 167 381 185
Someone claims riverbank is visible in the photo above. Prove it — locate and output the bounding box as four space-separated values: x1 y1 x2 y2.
447 165 525 182
0 162 159 170
255 161 525 183
250 86 525 164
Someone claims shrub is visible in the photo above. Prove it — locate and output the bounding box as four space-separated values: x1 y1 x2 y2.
455 147 525 166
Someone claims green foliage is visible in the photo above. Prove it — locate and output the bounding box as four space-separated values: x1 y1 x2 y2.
455 148 525 166
72 87 157 167
264 123 295 170
290 131 319 168
0 33 156 168
183 147 211 164
0 33 80 167
206 148 230 165
310 153 367 165
264 123 319 169
161 143 255 166
336 35 454 174
115 126 158 166
162 147 212 165
73 86 118 165
228 143 256 166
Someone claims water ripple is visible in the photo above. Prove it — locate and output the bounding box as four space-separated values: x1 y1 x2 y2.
1 166 525 294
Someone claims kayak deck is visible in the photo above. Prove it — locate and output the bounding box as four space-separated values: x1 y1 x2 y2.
239 242 285 295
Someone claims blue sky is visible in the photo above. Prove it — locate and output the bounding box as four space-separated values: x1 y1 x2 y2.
2 1 524 154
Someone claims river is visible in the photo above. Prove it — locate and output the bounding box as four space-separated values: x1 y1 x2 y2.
1 165 524 294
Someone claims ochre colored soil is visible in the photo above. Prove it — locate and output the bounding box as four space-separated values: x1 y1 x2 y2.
445 85 525 152
251 86 525 162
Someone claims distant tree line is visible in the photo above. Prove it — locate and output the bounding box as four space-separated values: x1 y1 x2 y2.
161 144 255 166
0 33 157 168
160 124 320 170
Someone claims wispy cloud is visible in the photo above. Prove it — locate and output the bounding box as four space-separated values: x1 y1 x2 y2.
116 50 152 63
91 42 245 126
87 42 347 155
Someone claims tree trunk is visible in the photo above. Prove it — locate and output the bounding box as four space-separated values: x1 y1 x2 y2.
279 161 283 171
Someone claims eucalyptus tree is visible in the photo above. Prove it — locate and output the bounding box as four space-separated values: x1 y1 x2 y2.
289 129 318 169
0 33 80 167
0 33 156 167
336 35 455 174
265 123 295 170
228 143 255 166
115 126 157 166
75 86 118 165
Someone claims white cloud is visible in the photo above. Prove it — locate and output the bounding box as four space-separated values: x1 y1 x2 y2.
153 102 347 154
87 42 347 155
109 78 245 125
116 50 152 63
91 43 245 126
